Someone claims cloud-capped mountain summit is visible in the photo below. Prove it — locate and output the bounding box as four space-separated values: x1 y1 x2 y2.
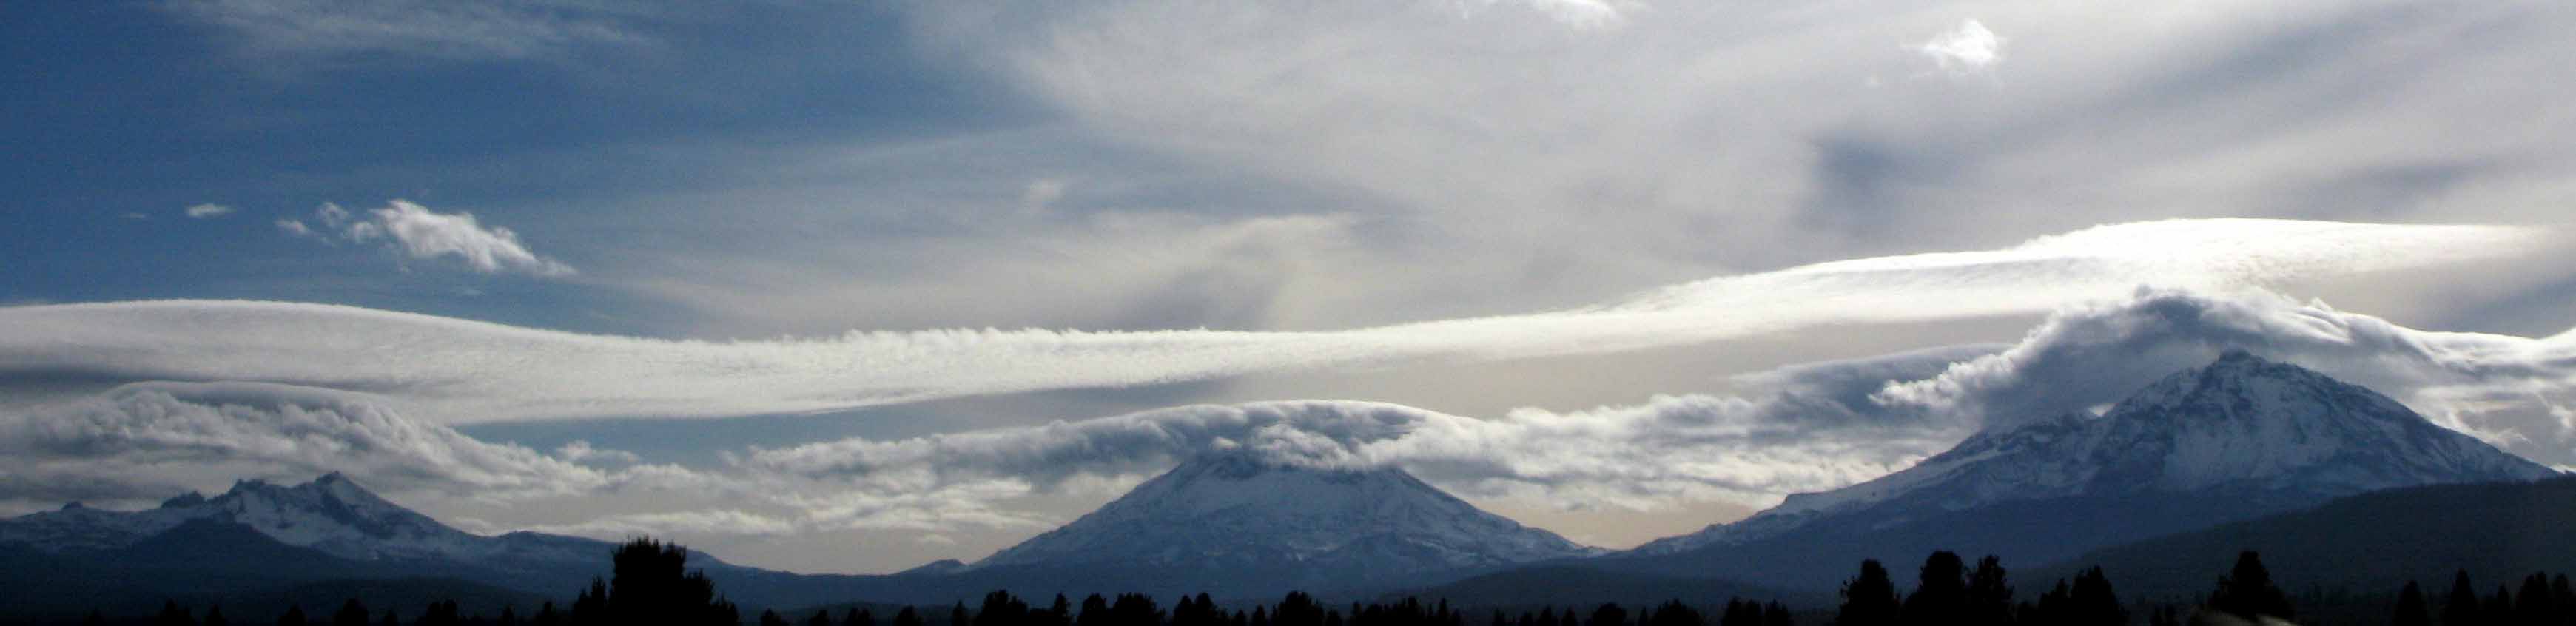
0 472 491 561
1618 350 2557 589
966 449 1595 596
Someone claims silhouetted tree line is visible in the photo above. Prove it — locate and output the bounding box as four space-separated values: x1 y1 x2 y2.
2389 569 2576 626
1829 550 2335 626
83 540 2576 626
900 590 1784 626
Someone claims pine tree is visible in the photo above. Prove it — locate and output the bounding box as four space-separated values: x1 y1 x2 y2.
2398 581 2435 626
1838 559 1901 626
2207 551 2291 621
160 600 198 626
761 610 791 626
418 601 460 626
814 610 840 626
2489 587 2518 626
85 609 107 626
206 605 231 626
2449 571 2486 626
532 602 561 626
1965 556 2014 626
1905 551 1968 626
2069 567 2127 626
2520 573 2560 626
380 610 401 626
497 606 517 626
850 608 878 626
1049 595 1075 626
952 602 971 626
895 607 924 626
334 599 372 626
280 605 310 626
1760 603 1790 626
1586 604 1627 626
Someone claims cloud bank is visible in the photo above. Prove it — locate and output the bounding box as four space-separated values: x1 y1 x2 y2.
4 286 2569 553
1 219 2536 423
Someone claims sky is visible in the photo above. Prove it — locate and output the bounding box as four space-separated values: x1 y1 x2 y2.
4 0 2576 574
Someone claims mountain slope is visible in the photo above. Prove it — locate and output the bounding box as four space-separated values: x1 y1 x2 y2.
2029 474 2576 601
1614 351 2557 590
962 451 1596 598
0 474 887 615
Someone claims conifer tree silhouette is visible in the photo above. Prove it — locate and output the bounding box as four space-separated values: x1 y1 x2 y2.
2068 567 2126 626
497 606 517 626
850 608 878 626
2396 581 2433 626
532 602 561 626
1965 556 2014 626
2519 573 2560 626
1759 602 1790 626
379 609 400 626
1586 603 1627 626
334 599 371 626
278 604 309 626
207 605 231 626
2487 587 2517 626
2207 551 2290 622
1838 559 1901 626
2449 571 2486 626
895 606 925 626
1904 551 1968 626
160 599 197 626
760 610 791 626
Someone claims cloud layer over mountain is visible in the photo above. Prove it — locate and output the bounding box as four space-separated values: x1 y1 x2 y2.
4 284 2567 559
0 219 2536 424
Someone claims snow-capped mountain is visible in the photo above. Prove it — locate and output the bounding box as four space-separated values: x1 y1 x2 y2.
1636 350 2556 556
0 472 522 562
1602 351 2558 590
968 451 1595 595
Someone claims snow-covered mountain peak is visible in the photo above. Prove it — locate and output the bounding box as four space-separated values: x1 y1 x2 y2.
971 451 1593 590
0 473 491 562
1633 351 2557 554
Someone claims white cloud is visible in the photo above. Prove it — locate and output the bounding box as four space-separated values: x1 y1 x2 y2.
185 203 235 219
1917 18 2003 74
371 201 576 276
554 440 642 465
1874 287 2576 463
5 286 2573 562
282 200 575 277
8 218 2546 423
0 381 612 503
1020 178 1069 212
518 509 800 538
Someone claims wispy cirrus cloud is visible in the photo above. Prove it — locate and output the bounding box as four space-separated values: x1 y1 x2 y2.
1 219 2537 424
164 0 656 63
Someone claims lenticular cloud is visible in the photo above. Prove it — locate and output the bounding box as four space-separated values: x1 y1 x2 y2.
0 218 2544 424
